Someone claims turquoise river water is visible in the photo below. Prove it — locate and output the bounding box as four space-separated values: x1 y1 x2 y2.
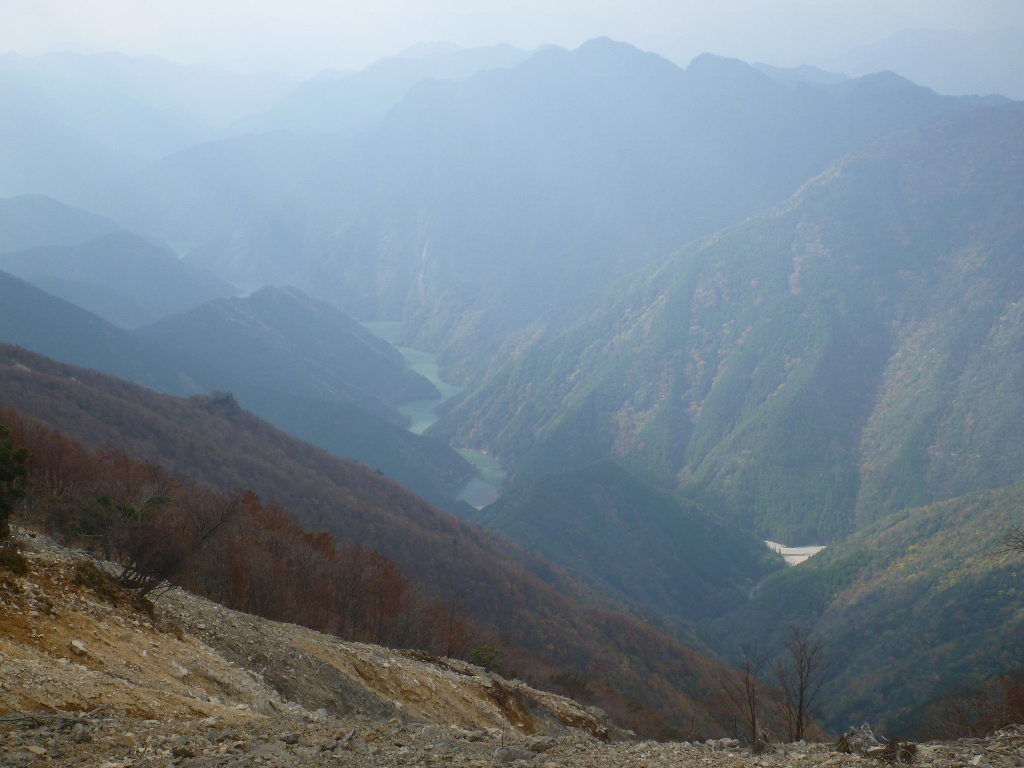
362 322 506 508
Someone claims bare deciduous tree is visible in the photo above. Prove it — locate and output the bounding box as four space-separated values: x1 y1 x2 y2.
1002 529 1024 554
772 625 831 742
723 642 767 746
928 676 1024 739
549 668 591 701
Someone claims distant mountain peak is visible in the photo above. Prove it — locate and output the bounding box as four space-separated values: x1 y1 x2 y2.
395 42 464 59
571 36 674 66
685 51 777 85
845 69 928 92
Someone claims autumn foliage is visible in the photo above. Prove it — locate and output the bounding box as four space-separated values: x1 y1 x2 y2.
1 407 473 654
0 352 744 740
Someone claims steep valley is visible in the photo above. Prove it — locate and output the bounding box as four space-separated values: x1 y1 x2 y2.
362 320 506 510
0 346 747 736
707 483 1024 735
2 32 1024 751
431 103 1024 544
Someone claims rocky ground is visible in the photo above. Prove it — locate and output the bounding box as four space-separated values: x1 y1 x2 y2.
4 530 1024 767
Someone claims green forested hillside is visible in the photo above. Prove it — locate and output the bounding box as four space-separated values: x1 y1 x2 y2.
472 460 782 624
706 485 1024 734
431 104 1024 543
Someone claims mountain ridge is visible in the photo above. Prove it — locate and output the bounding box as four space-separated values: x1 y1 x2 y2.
0 231 237 328
224 43 529 137
135 285 440 408
428 102 1024 542
0 271 474 507
0 343 741 735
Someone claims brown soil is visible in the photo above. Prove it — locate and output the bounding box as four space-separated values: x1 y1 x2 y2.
5 530 1024 768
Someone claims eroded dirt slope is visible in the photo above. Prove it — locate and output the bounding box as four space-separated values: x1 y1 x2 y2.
0 530 612 765
5 531 1024 768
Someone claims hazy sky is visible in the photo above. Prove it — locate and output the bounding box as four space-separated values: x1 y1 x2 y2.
2 0 1022 74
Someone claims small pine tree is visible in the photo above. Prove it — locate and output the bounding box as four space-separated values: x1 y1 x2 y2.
469 645 500 672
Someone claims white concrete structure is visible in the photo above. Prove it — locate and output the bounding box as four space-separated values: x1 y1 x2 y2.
765 540 826 566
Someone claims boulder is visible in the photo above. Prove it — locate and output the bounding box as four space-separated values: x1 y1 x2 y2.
836 724 881 755
495 746 535 763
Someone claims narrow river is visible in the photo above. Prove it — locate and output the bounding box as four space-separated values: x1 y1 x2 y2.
362 322 506 508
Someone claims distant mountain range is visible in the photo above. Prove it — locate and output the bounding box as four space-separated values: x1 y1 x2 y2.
0 46 519 207
224 44 529 137
0 60 213 204
0 230 236 328
816 27 1024 101
95 39 1006 393
431 103 1024 543
0 50 298 130
0 270 473 509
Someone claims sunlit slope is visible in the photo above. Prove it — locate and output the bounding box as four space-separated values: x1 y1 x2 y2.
431 104 1024 542
472 460 783 624
707 484 1024 734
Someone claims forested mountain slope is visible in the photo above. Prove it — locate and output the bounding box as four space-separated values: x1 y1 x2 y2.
0 269 218 396
0 272 472 506
0 343 740 736
98 40 994 386
431 104 1024 543
472 460 782 625
706 484 1024 734
136 285 439 407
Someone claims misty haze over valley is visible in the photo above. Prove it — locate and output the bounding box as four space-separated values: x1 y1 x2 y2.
3 0 1024 755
